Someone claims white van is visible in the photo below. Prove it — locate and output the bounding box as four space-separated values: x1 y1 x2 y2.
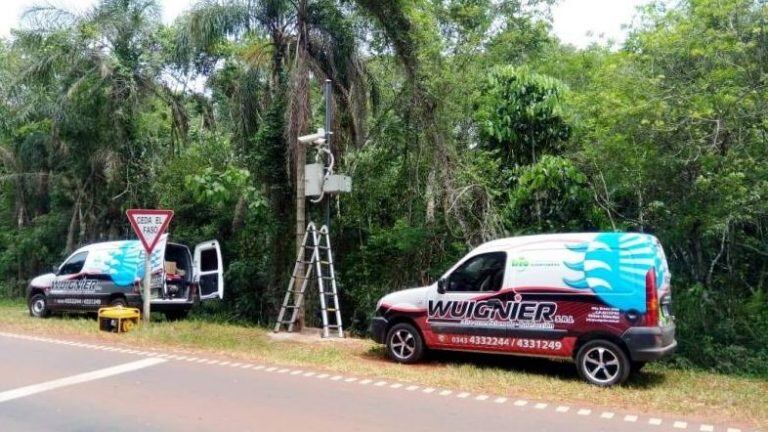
26 234 224 320
371 232 676 386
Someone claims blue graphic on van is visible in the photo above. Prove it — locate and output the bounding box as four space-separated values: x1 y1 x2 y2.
563 233 664 312
89 241 165 287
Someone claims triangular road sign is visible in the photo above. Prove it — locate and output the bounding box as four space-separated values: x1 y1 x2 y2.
126 209 174 253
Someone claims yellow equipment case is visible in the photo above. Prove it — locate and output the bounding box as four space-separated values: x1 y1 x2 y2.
98 306 140 333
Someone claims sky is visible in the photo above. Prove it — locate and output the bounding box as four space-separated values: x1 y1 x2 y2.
0 0 655 49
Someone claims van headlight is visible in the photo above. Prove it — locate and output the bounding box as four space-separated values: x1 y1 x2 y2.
375 298 384 310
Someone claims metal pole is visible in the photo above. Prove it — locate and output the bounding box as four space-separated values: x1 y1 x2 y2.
142 252 151 323
324 79 332 230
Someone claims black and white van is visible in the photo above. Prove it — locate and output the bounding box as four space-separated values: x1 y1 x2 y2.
26 235 223 320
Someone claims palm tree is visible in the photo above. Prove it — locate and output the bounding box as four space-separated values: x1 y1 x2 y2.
8 0 187 248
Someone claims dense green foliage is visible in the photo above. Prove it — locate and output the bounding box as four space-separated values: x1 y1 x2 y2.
0 0 766 376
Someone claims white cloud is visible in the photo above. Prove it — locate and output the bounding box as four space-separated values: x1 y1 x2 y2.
551 0 656 49
0 0 192 37
0 0 656 49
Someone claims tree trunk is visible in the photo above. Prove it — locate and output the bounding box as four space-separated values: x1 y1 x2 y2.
65 199 81 254
287 0 311 330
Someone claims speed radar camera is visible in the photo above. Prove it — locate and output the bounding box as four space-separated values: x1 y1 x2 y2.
298 128 326 144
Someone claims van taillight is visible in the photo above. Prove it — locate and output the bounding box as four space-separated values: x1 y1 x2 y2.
645 268 659 327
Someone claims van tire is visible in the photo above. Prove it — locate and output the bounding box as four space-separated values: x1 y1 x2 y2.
29 293 50 318
164 311 189 321
109 298 127 308
386 322 424 364
576 340 630 386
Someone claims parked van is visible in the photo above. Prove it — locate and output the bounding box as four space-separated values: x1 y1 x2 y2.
370 232 676 386
26 234 223 321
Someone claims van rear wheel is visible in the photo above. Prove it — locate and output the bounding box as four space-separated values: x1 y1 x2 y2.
164 310 189 321
386 323 424 364
576 340 630 386
109 298 127 308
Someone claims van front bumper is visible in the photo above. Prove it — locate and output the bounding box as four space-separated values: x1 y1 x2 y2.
621 324 677 362
370 316 388 344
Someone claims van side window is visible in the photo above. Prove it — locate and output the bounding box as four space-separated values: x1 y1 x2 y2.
447 252 506 292
58 252 88 276
200 248 219 272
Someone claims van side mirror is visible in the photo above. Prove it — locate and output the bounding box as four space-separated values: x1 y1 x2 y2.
51 264 59 275
437 278 446 294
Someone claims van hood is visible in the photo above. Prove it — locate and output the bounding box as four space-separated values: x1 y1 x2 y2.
378 286 431 311
30 273 55 289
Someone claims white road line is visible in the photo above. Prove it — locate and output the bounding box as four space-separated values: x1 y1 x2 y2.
0 358 166 403
1 331 730 432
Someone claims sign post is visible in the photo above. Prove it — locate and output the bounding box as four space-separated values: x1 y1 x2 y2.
126 209 174 324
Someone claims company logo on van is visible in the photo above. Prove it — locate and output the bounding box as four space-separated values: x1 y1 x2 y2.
508 257 529 272
428 299 557 323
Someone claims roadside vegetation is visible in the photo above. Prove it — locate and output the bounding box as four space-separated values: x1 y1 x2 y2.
0 0 767 379
0 300 765 429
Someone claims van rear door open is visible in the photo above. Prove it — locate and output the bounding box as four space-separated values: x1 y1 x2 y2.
194 240 224 300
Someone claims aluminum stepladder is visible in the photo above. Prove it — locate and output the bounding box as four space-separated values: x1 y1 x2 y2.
274 222 344 338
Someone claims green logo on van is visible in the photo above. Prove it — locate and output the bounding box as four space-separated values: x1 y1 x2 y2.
509 257 529 272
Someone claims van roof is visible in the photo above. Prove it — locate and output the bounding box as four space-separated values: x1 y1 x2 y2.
474 232 660 253
72 234 178 254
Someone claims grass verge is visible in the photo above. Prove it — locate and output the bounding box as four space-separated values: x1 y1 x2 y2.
1 299 766 429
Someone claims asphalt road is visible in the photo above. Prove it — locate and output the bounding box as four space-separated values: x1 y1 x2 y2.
0 333 749 432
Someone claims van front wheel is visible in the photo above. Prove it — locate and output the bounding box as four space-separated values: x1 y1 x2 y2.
386 323 424 364
576 340 630 386
29 294 50 318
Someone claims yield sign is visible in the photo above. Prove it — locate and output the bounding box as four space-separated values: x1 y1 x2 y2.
126 209 174 253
